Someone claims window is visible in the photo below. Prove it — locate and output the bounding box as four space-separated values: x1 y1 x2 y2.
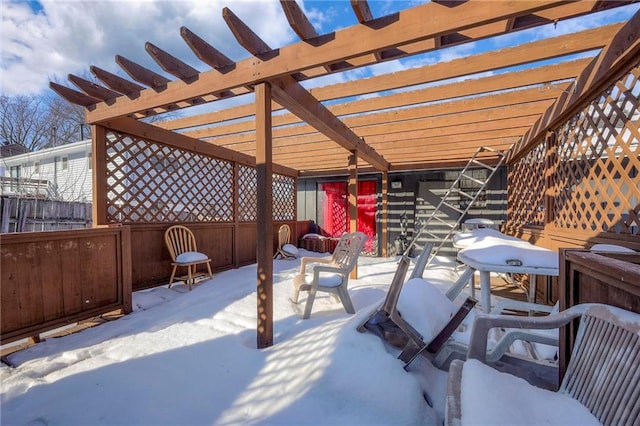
34 161 40 174
87 152 92 170
62 157 68 171
10 165 21 178
9 165 21 191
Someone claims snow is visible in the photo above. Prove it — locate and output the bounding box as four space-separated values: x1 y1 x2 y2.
397 278 458 342
459 236 559 269
0 250 583 425
460 359 599 426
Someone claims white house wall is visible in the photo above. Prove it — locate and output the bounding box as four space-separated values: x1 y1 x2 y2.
1 140 93 202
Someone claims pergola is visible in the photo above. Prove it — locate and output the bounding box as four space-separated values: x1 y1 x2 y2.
50 0 640 347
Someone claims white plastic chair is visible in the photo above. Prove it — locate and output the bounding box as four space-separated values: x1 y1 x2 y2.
446 304 640 426
292 232 368 319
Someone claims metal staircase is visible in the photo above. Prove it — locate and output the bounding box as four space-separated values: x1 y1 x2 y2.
404 146 510 265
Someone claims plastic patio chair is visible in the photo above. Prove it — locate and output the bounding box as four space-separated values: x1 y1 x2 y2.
292 231 368 319
274 224 298 260
446 304 640 426
164 225 213 291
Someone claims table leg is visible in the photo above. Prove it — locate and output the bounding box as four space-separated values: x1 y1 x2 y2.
479 270 491 313
529 274 537 303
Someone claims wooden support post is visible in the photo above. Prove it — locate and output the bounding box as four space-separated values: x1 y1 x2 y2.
381 172 388 257
348 150 358 279
255 83 273 349
91 125 108 226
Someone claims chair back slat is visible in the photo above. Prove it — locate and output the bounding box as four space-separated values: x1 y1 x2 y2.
560 306 640 426
331 232 367 271
164 225 198 261
278 224 291 248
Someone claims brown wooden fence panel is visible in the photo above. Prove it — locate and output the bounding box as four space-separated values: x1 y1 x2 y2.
0 227 132 344
129 223 235 291
558 248 640 380
236 223 257 267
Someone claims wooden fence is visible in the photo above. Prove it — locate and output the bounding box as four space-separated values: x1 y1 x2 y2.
1 196 92 233
506 58 640 303
558 248 640 380
130 220 309 291
0 227 132 344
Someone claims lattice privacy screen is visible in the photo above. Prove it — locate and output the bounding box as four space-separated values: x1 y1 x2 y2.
508 60 640 235
508 143 547 227
104 132 295 224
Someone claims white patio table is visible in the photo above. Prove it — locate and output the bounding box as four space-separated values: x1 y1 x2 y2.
455 230 559 313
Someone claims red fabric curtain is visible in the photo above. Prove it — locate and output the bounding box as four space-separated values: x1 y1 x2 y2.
318 181 377 251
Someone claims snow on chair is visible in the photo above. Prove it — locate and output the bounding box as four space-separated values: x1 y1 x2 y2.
446 304 640 426
292 232 367 319
164 225 213 291
274 224 298 260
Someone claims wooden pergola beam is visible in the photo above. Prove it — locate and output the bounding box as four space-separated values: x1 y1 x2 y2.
271 75 389 171
191 86 562 143
68 74 121 101
222 6 389 171
350 0 382 62
280 0 318 40
190 58 587 142
222 7 273 59
97 116 297 177
90 65 145 96
49 82 100 107
85 0 572 122
201 97 551 150
308 23 617 102
145 42 199 80
159 23 618 132
115 55 170 88
180 26 235 71
280 0 345 72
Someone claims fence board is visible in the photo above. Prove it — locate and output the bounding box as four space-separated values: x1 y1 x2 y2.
0 227 132 344
60 238 84 315
39 241 64 322
0 197 92 233
20 243 45 327
1 250 21 332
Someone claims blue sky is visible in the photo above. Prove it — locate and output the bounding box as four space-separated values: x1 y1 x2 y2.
1 0 638 104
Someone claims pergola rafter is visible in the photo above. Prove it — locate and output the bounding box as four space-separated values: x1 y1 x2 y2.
223 4 389 171
50 1 634 175
66 1 613 123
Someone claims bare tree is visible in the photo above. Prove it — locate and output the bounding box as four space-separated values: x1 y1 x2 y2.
0 94 88 151
0 95 52 151
46 95 88 146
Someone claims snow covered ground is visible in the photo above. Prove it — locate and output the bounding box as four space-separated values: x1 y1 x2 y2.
0 251 565 425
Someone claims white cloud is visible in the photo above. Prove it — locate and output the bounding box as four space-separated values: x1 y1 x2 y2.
1 0 296 96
